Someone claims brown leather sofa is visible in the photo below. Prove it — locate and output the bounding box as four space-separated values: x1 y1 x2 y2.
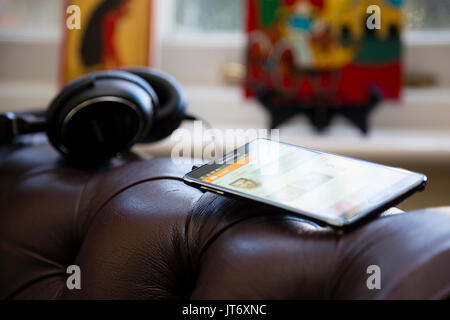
1 136 449 300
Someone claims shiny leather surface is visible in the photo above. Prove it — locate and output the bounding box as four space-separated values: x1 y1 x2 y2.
1 138 449 299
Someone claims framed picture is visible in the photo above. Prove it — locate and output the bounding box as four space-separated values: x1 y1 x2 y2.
245 0 403 107
61 0 154 84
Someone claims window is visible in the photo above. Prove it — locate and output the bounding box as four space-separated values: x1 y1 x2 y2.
1 0 450 86
175 0 242 33
405 0 450 30
2 1 450 32
0 0 61 32
174 0 450 32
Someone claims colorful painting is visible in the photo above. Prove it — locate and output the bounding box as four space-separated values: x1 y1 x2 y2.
245 0 403 107
61 0 154 84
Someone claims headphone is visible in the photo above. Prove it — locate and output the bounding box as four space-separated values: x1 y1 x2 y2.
0 68 187 165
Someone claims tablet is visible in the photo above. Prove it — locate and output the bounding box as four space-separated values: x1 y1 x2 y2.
184 139 427 227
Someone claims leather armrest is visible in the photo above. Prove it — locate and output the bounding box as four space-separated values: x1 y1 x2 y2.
1 141 449 300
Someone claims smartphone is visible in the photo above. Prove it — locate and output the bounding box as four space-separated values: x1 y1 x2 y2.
183 139 427 228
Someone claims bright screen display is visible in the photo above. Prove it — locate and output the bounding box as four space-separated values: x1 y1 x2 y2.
187 139 425 225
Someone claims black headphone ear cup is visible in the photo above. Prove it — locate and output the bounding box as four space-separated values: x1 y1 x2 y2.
46 70 156 164
123 68 187 142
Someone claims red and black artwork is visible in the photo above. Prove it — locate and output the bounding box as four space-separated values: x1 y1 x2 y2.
245 0 403 133
61 0 153 84
81 0 131 69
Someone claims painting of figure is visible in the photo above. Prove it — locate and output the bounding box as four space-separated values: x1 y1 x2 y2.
62 0 153 84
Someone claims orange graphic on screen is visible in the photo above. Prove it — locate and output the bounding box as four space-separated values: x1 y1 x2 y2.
202 156 251 183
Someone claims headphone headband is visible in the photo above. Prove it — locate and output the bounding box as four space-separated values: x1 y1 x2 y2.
0 68 187 166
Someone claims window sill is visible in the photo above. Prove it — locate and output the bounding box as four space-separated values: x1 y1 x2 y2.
1 82 449 164
136 85 450 164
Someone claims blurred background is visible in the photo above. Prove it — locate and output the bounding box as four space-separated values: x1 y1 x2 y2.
0 0 449 211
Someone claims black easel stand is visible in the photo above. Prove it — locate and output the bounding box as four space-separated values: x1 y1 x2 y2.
255 87 382 134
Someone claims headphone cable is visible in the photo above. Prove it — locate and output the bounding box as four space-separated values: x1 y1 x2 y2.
183 113 213 130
